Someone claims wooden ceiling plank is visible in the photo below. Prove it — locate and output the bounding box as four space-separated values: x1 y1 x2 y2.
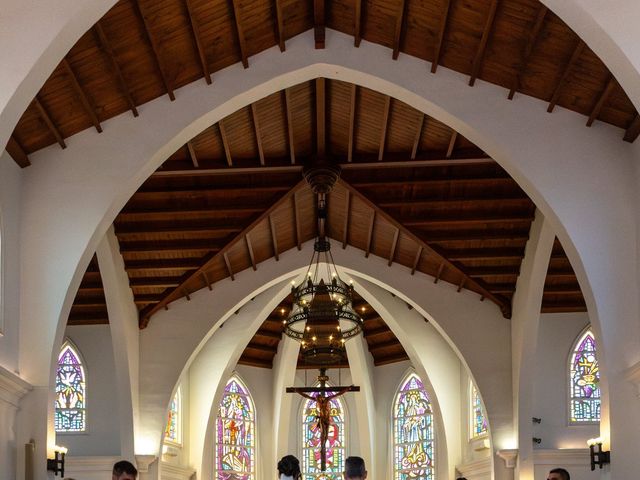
314 0 326 49
342 190 351 249
392 0 407 60
246 343 279 354
378 96 391 161
587 77 616 127
348 84 357 162
6 136 30 168
274 0 286 51
246 234 257 271
284 89 296 164
187 141 199 168
33 97 66 149
294 191 302 250
547 40 585 113
365 210 375 258
185 0 212 84
269 214 279 260
251 104 266 166
133 0 176 101
624 115 640 143
316 78 326 156
446 131 457 158
341 179 512 317
388 227 400 266
218 119 233 167
410 114 425 160
94 22 139 117
431 0 452 74
61 58 102 133
411 246 423 275
229 0 249 68
508 5 547 99
469 0 499 87
354 0 363 47
223 252 235 280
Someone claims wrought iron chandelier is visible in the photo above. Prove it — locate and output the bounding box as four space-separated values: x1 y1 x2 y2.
283 161 364 365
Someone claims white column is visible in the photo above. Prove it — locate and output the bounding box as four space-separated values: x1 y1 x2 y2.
272 335 301 463
510 211 555 480
0 366 31 480
96 227 140 461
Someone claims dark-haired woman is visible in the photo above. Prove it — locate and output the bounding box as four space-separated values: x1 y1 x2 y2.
277 454 301 480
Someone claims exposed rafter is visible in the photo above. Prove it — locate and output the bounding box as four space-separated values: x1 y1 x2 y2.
587 77 616 127
5 136 30 168
61 58 102 133
431 0 452 74
469 0 499 86
392 0 407 60
508 5 547 100
229 0 249 68
313 0 325 49
185 0 212 84
547 40 585 113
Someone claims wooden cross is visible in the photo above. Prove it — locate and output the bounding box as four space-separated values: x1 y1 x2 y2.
286 368 360 471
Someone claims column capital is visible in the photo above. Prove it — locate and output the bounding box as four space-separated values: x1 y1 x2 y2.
0 365 31 408
496 449 518 468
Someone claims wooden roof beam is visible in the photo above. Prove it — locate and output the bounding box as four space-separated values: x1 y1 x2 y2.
365 210 375 258
5 136 30 168
316 78 326 156
251 104 265 166
61 58 102 133
268 215 279 260
218 119 233 166
587 76 616 127
246 234 257 271
314 0 326 49
33 97 66 149
624 114 640 143
411 246 423 275
94 22 139 117
245 343 279 354
388 228 400 266
185 0 212 84
508 5 547 100
274 0 286 51
293 191 302 250
124 258 202 272
392 0 407 60
187 141 199 168
469 0 499 86
230 0 249 68
354 0 363 47
431 0 452 74
410 114 425 160
133 0 176 100
378 97 391 161
547 40 585 113
130 277 182 288
403 214 534 226
342 190 351 249
348 84 357 162
446 131 457 158
284 89 296 164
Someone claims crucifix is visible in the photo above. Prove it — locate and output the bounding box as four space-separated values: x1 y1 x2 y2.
286 368 360 471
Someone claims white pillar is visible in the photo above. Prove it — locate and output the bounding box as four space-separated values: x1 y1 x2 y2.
96 227 140 461
272 335 301 463
0 366 31 480
510 212 555 479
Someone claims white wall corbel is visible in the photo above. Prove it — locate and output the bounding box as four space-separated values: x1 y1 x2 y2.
0 365 31 408
496 449 518 469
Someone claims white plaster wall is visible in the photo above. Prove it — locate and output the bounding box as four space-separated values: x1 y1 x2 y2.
59 325 121 456
532 449 598 480
0 151 21 372
532 313 599 450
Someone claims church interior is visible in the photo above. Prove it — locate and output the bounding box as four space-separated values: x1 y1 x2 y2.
1 0 640 479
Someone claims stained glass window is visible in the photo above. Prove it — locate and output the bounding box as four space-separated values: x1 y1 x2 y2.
393 373 434 480
55 341 86 432
216 376 255 480
569 329 600 423
302 387 345 480
470 383 488 439
165 387 181 444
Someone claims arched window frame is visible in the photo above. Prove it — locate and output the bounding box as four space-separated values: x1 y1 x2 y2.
164 386 182 446
299 381 347 480
469 380 488 440
568 326 601 425
215 374 256 480
392 371 436 480
55 339 87 433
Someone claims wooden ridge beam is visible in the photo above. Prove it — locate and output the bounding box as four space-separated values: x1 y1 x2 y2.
284 89 296 164
340 179 512 317
354 0 363 47
314 0 326 48
316 78 326 156
134 0 176 100
508 5 547 99
469 0 499 86
218 119 233 166
274 0 286 51
251 104 265 166
411 114 425 160
185 0 211 84
348 84 357 162
5 135 30 168
431 0 451 73
378 97 391 161
139 181 308 327
392 0 407 60
94 22 139 116
33 97 66 149
547 40 585 113
230 0 249 67
587 76 616 127
623 114 640 143
61 58 102 133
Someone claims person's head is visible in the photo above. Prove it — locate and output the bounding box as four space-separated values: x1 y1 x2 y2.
548 468 570 480
344 456 367 480
277 455 301 479
112 460 138 480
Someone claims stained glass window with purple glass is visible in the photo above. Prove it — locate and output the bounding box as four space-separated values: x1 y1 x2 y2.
470 383 488 439
55 341 86 432
302 387 345 480
569 329 600 423
165 387 181 444
216 376 255 480
393 373 434 480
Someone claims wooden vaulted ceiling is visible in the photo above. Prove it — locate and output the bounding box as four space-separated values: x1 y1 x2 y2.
67 78 586 368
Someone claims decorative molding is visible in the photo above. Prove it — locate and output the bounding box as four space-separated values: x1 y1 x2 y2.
456 456 492 479
161 461 196 480
496 449 518 468
65 455 121 472
0 365 31 408
533 448 590 466
624 361 640 397
136 454 159 473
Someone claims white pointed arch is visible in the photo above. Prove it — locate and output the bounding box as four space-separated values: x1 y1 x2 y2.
568 326 600 424
55 338 87 433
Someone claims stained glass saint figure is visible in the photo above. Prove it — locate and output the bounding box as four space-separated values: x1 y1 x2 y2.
470 383 488 438
55 341 86 432
216 376 255 480
165 387 181 444
393 373 434 480
569 329 601 423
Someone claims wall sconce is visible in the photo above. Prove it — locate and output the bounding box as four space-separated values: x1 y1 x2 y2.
587 437 610 471
47 445 67 477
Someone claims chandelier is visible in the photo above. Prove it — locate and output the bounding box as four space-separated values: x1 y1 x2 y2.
282 162 364 365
